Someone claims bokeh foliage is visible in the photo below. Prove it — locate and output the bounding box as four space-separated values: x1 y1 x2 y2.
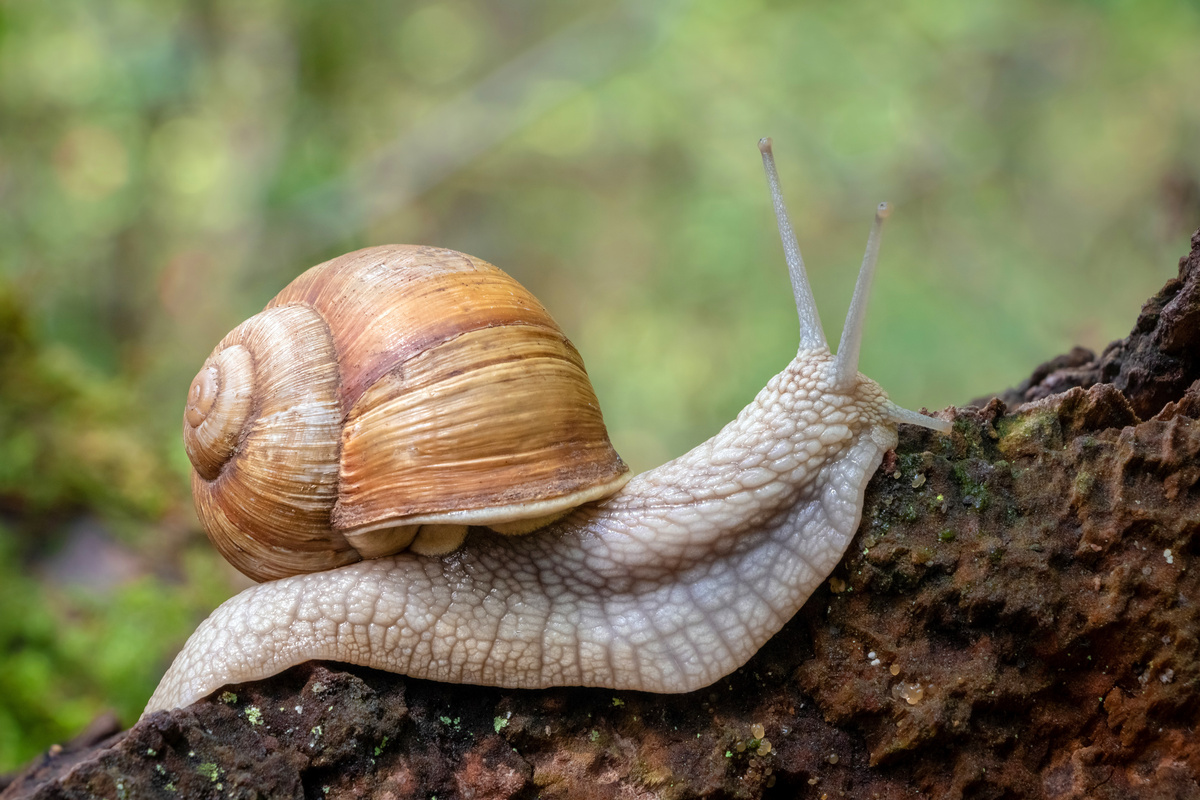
1 0 1198 769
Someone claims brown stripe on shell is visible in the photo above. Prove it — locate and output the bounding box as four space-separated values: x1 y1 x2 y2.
267 245 564 416
333 323 629 531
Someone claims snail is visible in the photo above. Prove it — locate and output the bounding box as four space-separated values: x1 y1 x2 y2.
143 139 951 716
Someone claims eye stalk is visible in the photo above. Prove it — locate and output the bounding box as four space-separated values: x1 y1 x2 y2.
758 138 950 435
832 200 890 392
759 137 825 351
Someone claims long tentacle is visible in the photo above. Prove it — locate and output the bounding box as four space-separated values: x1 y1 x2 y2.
759 138 826 351
832 202 889 391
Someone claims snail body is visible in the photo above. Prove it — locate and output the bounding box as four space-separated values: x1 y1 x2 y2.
145 140 950 715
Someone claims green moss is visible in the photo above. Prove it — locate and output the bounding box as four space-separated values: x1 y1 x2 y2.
951 463 991 512
0 289 179 520
997 411 1063 456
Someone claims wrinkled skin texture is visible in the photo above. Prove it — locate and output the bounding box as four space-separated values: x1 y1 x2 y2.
146 351 902 713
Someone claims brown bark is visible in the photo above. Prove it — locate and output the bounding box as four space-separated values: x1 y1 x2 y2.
5 231 1200 800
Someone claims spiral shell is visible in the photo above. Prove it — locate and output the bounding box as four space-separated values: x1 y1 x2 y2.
183 245 630 582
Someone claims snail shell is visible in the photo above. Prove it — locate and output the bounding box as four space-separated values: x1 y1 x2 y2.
182 245 630 582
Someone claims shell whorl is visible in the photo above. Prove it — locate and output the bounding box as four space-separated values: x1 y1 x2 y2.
183 345 255 480
188 303 357 582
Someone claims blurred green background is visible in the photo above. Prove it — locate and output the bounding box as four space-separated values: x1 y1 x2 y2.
1 0 1198 769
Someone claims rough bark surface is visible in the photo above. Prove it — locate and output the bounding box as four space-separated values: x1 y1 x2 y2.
4 231 1200 800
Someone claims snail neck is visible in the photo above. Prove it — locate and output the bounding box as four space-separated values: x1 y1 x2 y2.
587 348 893 573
